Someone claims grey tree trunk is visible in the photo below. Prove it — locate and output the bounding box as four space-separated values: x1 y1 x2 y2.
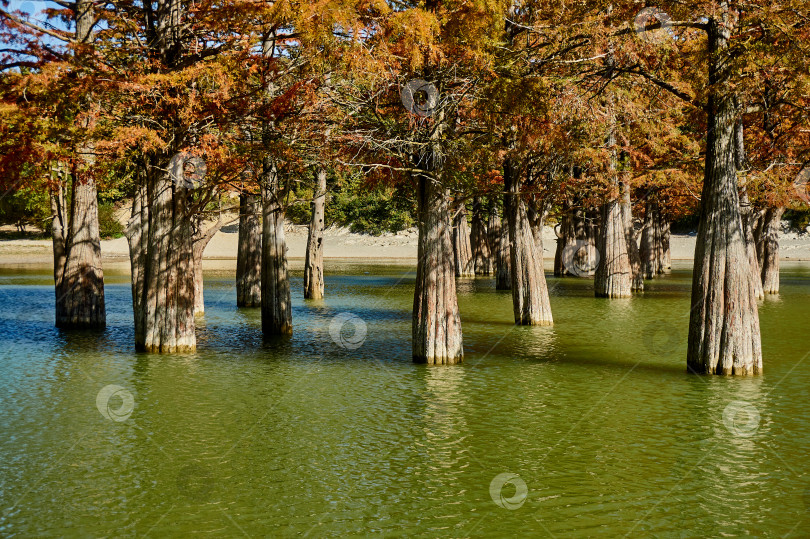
736 119 764 299
192 217 224 315
640 196 665 279
126 160 196 353
304 169 327 299
236 194 262 307
412 173 463 364
261 161 292 336
760 207 783 295
492 208 511 290
554 201 575 276
595 187 632 298
470 197 492 275
504 161 553 325
621 182 644 291
687 7 762 375
452 201 475 277
660 217 671 271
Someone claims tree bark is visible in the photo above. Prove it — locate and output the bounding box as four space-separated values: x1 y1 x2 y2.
760 207 783 295
192 217 224 315
304 169 327 299
412 173 463 364
452 201 475 277
236 194 262 307
126 159 196 353
554 201 575 276
621 182 644 291
736 119 764 299
470 197 492 275
687 7 762 375
494 210 511 290
504 160 553 325
261 161 293 336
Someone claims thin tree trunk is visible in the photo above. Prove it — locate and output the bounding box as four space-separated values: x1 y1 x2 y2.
640 196 660 279
760 207 783 295
192 217 224 315
261 160 292 336
487 201 501 278
412 173 463 364
50 179 68 323
554 200 575 276
659 217 671 271
452 201 475 277
236 194 261 307
687 7 762 375
504 161 553 325
495 213 511 290
470 197 492 275
126 158 196 353
304 169 327 299
621 182 644 291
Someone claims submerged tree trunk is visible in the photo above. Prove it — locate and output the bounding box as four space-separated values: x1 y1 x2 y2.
304 169 327 299
470 197 492 275
640 196 662 279
621 182 644 291
412 173 463 364
760 207 783 295
595 188 632 297
687 10 762 375
261 161 292 336
236 194 262 307
452 201 475 277
504 161 553 325
192 217 224 315
126 158 196 353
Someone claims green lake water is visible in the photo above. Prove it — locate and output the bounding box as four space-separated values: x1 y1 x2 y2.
1 261 810 537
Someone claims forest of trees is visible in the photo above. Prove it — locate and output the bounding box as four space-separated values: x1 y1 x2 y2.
0 1 808 374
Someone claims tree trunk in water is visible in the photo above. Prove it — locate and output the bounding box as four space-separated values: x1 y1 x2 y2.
554 201 575 276
304 169 327 299
640 196 661 279
412 173 463 364
470 197 492 275
452 201 474 277
760 207 783 295
595 193 632 298
495 212 511 290
50 161 106 328
740 190 764 300
261 162 292 336
504 161 553 325
236 194 261 307
192 218 224 315
687 9 762 375
487 202 505 285
621 182 643 291
126 159 196 353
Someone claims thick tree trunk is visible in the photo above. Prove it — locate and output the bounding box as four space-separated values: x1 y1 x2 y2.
236 194 262 307
126 159 196 353
192 218 224 315
640 196 661 279
470 197 492 275
595 191 632 298
261 162 292 336
760 207 783 295
621 182 644 291
687 9 762 375
304 169 327 299
736 119 764 299
452 201 475 277
412 173 463 364
504 161 553 325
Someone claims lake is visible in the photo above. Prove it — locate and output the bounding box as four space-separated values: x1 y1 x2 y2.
1 262 809 537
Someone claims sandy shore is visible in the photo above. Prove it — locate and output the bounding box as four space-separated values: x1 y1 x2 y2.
2 221 810 270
